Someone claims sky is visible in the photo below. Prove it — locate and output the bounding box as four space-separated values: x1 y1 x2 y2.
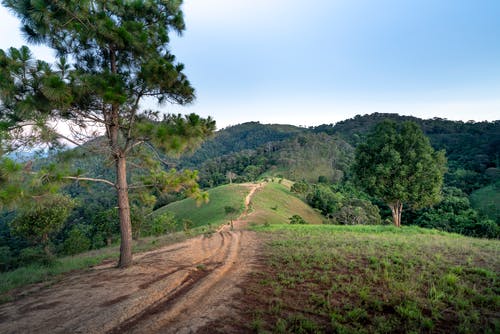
0 0 499 129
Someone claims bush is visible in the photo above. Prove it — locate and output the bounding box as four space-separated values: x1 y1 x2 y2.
289 215 308 224
0 246 14 271
413 187 499 238
18 247 53 266
459 219 499 239
10 194 75 255
183 219 194 231
332 199 382 225
291 180 309 194
147 211 177 236
63 224 92 255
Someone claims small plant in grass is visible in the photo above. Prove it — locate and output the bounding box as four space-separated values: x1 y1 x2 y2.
243 225 499 333
289 215 308 224
183 219 194 235
224 206 239 230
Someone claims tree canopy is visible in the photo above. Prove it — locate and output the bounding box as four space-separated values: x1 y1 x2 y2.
353 121 447 227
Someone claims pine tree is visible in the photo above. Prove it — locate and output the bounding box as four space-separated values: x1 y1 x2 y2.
0 0 215 267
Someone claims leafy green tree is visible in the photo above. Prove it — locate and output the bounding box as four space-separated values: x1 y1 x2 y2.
224 205 239 230
0 1 215 267
10 194 75 256
413 187 499 238
243 165 262 181
353 121 446 227
306 184 344 216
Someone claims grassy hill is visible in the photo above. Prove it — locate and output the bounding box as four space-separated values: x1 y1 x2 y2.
153 181 325 228
232 224 500 333
153 183 249 229
243 181 324 225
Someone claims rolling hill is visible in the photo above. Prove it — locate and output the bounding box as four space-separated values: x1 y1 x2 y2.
152 180 325 229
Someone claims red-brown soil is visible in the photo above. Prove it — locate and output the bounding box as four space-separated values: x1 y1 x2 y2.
0 183 264 334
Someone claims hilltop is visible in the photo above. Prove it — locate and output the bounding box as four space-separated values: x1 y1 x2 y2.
153 180 325 228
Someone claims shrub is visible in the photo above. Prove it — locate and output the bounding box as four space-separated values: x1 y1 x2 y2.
148 211 177 236
18 246 53 266
332 199 382 225
10 195 75 256
291 180 309 194
0 246 14 271
289 215 308 224
183 219 194 231
63 224 92 255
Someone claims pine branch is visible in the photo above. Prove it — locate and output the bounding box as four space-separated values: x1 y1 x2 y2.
63 176 115 188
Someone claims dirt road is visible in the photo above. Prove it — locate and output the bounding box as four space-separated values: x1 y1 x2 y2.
0 183 263 333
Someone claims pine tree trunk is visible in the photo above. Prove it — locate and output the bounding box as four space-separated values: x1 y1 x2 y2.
389 201 403 227
116 155 133 267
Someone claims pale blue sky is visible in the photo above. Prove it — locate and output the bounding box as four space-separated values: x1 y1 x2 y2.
1 0 499 128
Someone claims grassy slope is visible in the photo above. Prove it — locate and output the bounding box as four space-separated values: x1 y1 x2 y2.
154 181 324 228
247 181 324 225
470 184 500 222
240 225 499 333
153 183 249 228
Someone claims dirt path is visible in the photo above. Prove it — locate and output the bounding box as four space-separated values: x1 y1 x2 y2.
0 183 264 334
218 182 263 233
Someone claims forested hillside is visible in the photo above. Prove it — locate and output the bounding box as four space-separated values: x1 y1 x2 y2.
178 122 305 167
195 133 353 187
314 113 499 183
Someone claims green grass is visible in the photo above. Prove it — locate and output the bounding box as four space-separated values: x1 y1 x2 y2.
153 183 248 229
245 224 500 333
248 181 324 225
470 184 500 222
0 253 115 302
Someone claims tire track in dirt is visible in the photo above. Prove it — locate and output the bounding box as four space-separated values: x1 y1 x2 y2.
0 183 263 334
110 231 248 333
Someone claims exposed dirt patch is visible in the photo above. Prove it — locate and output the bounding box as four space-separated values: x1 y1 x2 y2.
0 183 264 334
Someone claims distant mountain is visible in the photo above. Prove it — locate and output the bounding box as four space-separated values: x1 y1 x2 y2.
196 132 354 187
178 122 306 167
